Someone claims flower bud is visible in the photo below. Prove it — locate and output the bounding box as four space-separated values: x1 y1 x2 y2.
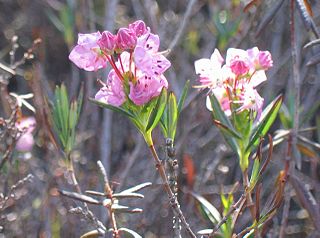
129 20 148 37
116 28 136 51
98 31 116 54
257 51 273 70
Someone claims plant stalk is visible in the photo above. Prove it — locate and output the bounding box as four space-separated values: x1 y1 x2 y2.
165 138 182 238
149 145 196 238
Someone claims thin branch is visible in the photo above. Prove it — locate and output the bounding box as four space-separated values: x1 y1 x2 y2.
209 194 246 237
149 145 197 238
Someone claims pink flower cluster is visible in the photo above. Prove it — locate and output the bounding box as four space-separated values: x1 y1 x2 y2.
15 117 36 152
194 47 273 117
69 20 171 106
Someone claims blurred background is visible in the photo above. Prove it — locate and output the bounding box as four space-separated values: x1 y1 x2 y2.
0 0 319 237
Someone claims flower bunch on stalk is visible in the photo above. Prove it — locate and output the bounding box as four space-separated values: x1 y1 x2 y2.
195 48 282 173
69 20 170 107
195 47 273 119
69 20 171 145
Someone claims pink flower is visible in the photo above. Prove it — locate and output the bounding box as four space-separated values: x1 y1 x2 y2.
95 70 126 107
98 31 116 54
116 28 136 51
258 51 273 70
129 20 149 37
129 73 168 105
226 48 250 76
237 85 264 118
15 117 36 152
69 32 107 71
194 49 224 89
206 86 231 116
134 33 171 76
247 47 273 70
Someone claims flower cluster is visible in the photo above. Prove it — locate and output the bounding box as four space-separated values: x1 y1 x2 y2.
69 20 171 106
194 47 273 118
15 117 36 152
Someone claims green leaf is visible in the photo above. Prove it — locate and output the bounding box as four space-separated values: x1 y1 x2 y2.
167 92 178 140
191 191 221 225
246 95 283 152
249 158 261 189
146 88 167 132
118 228 142 238
209 94 239 153
279 104 293 129
300 100 320 126
89 97 135 119
76 84 84 120
213 119 242 140
177 80 190 114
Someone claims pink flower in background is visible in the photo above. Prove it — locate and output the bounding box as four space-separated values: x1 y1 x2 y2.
194 49 224 89
95 70 126 107
134 33 171 76
194 46 273 117
257 51 273 70
247 47 273 70
69 32 107 71
15 117 36 152
98 31 116 54
237 85 264 117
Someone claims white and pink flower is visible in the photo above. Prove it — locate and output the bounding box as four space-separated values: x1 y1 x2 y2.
195 47 273 118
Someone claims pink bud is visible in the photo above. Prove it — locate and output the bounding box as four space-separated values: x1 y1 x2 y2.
129 20 149 37
258 51 273 70
98 31 116 54
116 28 136 51
16 133 35 152
15 116 36 152
230 58 250 76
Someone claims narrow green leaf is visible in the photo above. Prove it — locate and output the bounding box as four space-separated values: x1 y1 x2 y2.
246 95 283 152
213 119 242 140
209 94 239 153
159 118 168 138
279 104 293 129
89 98 135 119
146 88 167 132
190 191 222 225
167 92 178 140
76 83 84 120
249 159 261 189
300 100 320 126
177 80 190 114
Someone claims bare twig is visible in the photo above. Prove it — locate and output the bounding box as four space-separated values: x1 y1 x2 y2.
290 0 300 170
165 138 181 238
0 174 34 211
97 160 119 238
167 0 197 56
